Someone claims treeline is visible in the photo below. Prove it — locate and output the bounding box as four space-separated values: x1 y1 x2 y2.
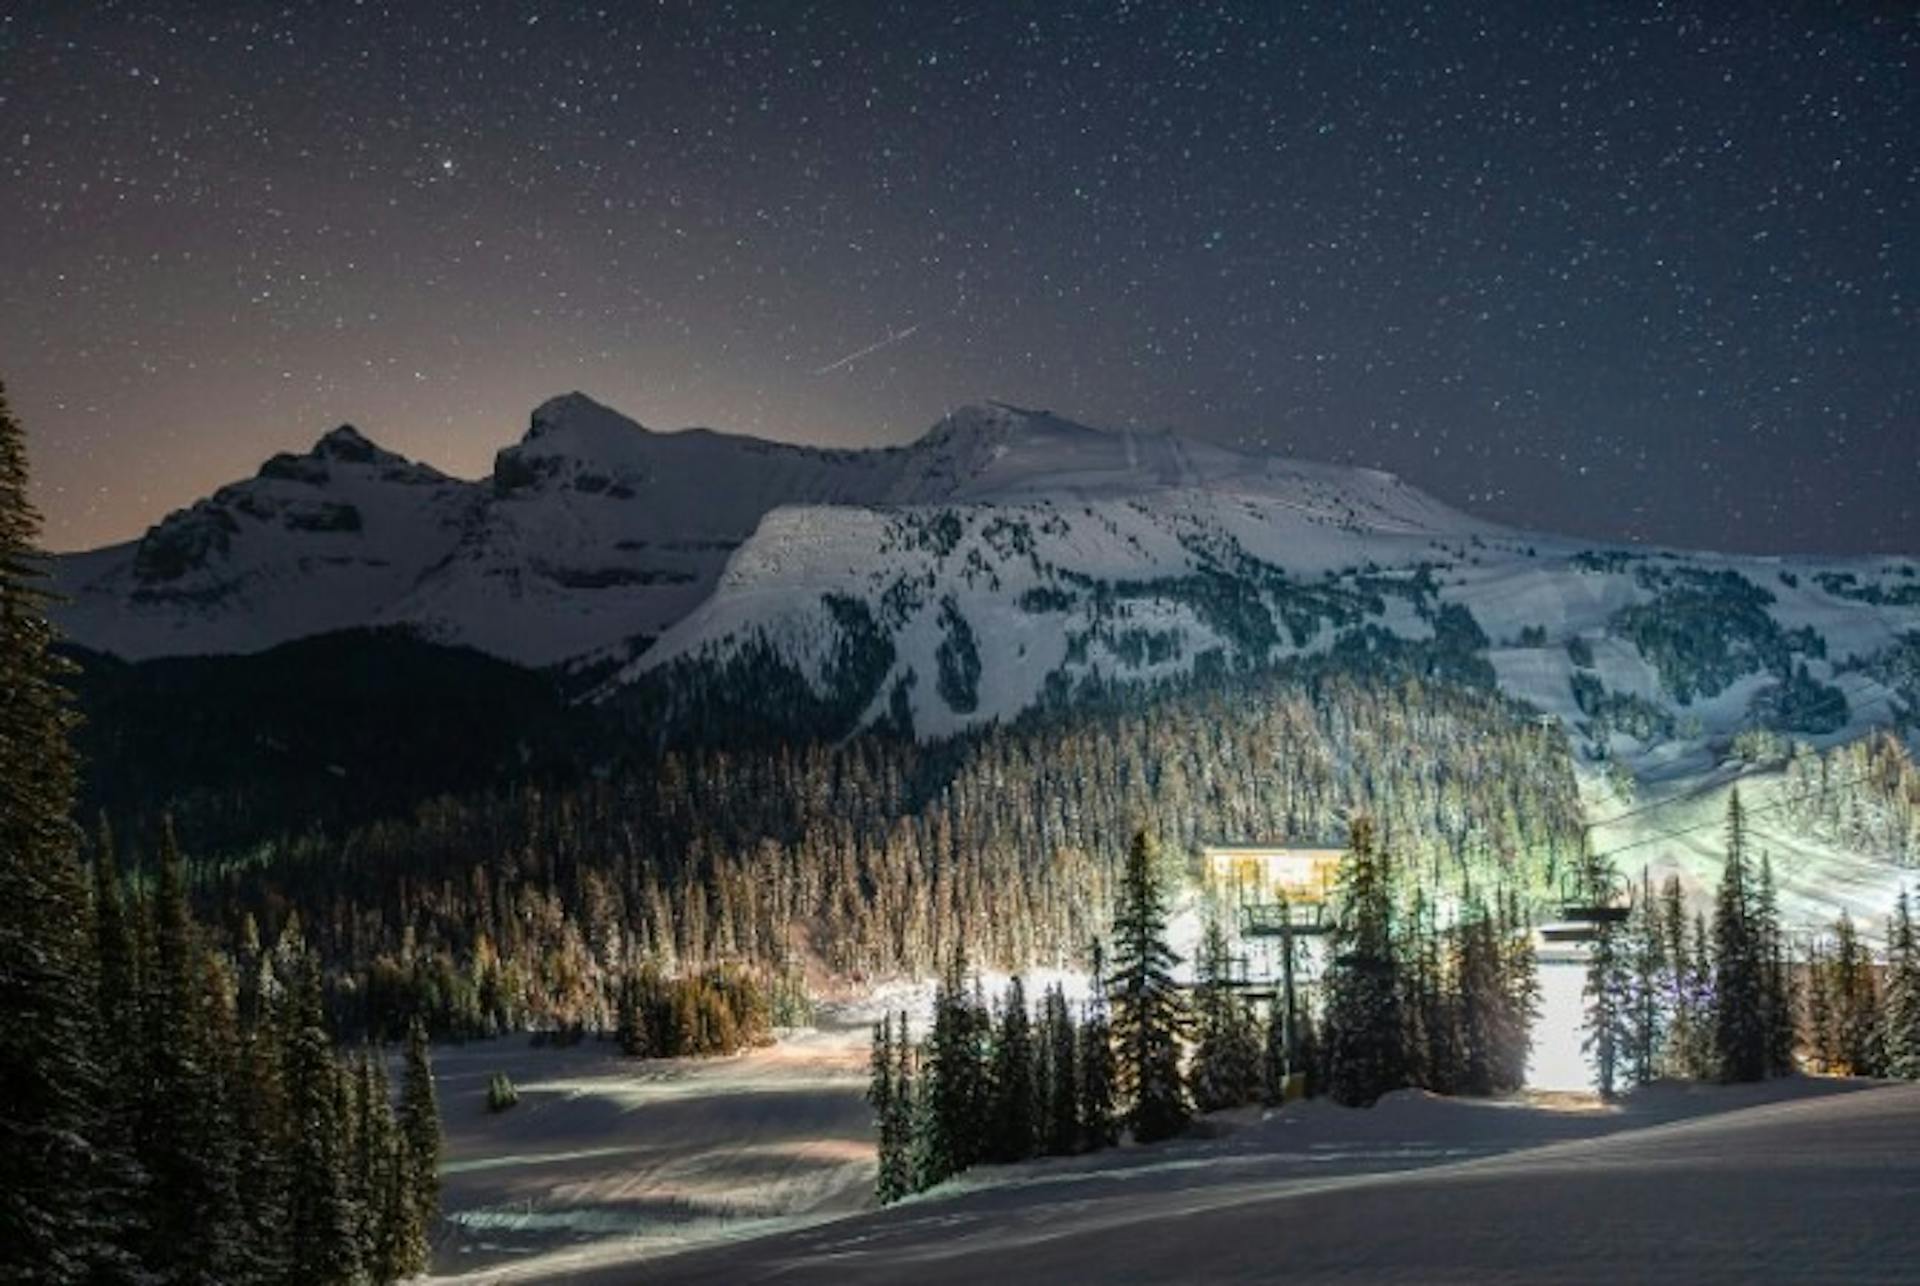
172 673 1579 1042
0 388 440 1286
1585 788 1920 1095
1777 731 1920 866
868 825 1544 1204
1320 820 1538 1106
100 825 445 1283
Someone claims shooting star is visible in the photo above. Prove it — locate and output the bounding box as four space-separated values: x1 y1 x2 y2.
812 322 923 376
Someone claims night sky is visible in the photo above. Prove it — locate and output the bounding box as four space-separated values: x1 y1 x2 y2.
3 2 1913 555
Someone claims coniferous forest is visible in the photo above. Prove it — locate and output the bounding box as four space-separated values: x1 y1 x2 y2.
113 669 1581 1048
869 800 1920 1206
1 389 442 1285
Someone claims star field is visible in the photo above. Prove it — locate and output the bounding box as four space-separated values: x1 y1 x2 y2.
2 1 1913 553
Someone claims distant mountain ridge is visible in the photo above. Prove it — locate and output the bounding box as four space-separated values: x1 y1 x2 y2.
51 394 1493 668
50 394 1918 762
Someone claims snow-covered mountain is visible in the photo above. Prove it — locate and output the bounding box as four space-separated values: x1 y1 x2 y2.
54 394 1919 769
52 395 1495 667
629 403 1916 752
50 393 1920 928
56 393 906 666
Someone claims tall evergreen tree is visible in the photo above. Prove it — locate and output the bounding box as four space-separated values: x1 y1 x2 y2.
1754 853 1795 1078
0 380 125 1282
1190 918 1260 1112
1108 829 1189 1141
1325 819 1404 1106
868 1014 912 1204
1711 791 1767 1083
886 1013 917 1193
235 956 296 1284
1584 914 1629 1099
1577 845 1630 1098
1035 984 1079 1157
1622 869 1666 1088
916 946 989 1187
986 975 1037 1161
283 961 365 1285
1824 912 1882 1077
351 1051 399 1270
1076 940 1119 1150
142 820 247 1285
398 1017 442 1245
89 823 151 1259
1885 891 1920 1080
1453 891 1503 1096
1492 888 1538 1092
1656 876 1702 1078
1402 887 1457 1095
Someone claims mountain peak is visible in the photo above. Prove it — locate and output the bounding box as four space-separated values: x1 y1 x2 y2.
526 392 649 443
310 424 392 465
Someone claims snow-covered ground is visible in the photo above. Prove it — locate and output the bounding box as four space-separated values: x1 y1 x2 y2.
430 1026 1915 1286
423 1000 1916 1285
423 1016 879 1284
636 1079 1918 1285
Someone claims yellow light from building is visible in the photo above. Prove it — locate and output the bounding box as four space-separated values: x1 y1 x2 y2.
1201 846 1343 906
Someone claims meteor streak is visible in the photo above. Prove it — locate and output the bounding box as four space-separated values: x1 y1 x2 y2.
812 322 924 375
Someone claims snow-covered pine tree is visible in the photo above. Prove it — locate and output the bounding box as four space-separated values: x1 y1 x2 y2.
1492 888 1538 1092
1077 940 1119 1150
0 381 130 1282
1885 891 1920 1080
1712 791 1768 1082
1452 890 1501 1096
1584 913 1629 1099
1109 829 1190 1142
142 820 247 1282
1325 819 1406 1106
1191 918 1259 1111
375 1102 429 1281
235 949 293 1283
399 1017 443 1248
1754 852 1795 1077
1827 912 1883 1076
1581 850 1631 1099
355 1051 410 1280
868 1013 911 1204
284 960 365 1286
1036 984 1079 1156
916 946 989 1187
1624 869 1667 1087
987 975 1037 1162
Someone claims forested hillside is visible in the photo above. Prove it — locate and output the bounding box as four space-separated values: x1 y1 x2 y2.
150 670 1581 1039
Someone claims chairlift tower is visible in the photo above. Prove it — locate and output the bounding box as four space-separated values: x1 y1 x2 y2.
1201 844 1342 1087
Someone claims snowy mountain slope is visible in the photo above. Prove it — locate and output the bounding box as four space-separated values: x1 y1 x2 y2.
51 394 1509 668
631 466 1918 756
52 426 481 659
371 393 926 664
54 394 910 666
